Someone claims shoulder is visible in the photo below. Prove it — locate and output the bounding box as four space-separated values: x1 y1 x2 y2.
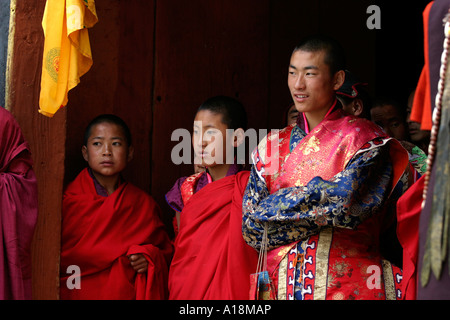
64 168 91 196
334 113 384 136
253 125 294 163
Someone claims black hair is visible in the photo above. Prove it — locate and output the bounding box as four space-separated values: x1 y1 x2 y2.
197 95 248 131
371 96 407 121
83 114 132 146
293 34 346 76
338 87 373 119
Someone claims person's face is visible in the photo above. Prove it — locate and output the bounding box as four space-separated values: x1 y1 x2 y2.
286 104 299 126
82 122 133 182
370 104 408 140
192 110 232 168
288 50 342 116
406 93 430 144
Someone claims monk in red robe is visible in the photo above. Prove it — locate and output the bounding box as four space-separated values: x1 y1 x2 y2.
60 114 173 300
167 96 258 299
0 107 38 300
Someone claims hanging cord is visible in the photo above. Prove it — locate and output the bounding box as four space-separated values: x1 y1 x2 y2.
255 222 268 275
421 10 450 287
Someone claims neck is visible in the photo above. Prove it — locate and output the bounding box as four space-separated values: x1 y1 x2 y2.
304 99 337 132
92 172 120 195
207 163 231 182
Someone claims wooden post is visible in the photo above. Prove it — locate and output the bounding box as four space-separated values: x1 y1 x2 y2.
8 0 65 300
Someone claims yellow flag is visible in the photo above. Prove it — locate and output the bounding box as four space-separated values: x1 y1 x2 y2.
39 0 98 117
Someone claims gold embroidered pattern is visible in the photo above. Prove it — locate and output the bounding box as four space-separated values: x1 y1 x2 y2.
382 259 396 300
302 136 321 155
277 254 288 300
314 228 333 300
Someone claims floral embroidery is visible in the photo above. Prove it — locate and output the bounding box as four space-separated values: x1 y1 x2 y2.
242 109 407 300
301 136 321 155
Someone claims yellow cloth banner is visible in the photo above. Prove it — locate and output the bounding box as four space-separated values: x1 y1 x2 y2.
39 0 98 117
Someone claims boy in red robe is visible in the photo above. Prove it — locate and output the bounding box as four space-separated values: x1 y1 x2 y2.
167 96 259 300
60 114 173 300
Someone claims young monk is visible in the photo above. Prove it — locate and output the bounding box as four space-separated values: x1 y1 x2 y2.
60 114 173 300
0 107 38 300
166 96 259 300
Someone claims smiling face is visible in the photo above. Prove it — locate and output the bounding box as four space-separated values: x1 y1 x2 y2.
288 49 344 128
82 122 134 186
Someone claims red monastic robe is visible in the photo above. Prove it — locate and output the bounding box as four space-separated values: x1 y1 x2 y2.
60 168 173 300
0 107 38 300
168 171 259 300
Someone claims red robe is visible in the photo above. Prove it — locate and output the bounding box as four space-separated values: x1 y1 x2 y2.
168 171 259 300
60 168 173 300
397 175 425 300
0 107 38 300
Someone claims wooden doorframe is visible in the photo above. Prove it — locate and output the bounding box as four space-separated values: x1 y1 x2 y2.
7 0 64 300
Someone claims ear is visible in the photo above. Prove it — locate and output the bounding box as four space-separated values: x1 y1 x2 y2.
352 99 364 117
127 145 134 162
232 128 245 148
82 146 89 162
333 70 346 91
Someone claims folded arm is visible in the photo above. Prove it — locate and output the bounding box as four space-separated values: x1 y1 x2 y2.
242 145 393 250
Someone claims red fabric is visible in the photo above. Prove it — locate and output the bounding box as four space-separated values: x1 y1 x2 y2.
411 2 433 130
60 168 173 300
168 171 259 300
0 107 38 300
397 175 425 300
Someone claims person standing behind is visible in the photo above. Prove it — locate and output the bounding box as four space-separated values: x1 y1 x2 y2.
336 70 372 119
284 103 299 126
167 96 258 300
406 89 430 155
0 107 38 300
242 35 410 300
370 96 427 176
370 97 409 142
60 114 173 300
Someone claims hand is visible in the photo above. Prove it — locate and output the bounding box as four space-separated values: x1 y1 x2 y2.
128 254 148 273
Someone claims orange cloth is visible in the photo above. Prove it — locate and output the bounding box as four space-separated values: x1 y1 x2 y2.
39 0 98 117
411 1 434 130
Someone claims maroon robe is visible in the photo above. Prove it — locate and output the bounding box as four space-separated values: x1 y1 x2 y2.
0 107 38 300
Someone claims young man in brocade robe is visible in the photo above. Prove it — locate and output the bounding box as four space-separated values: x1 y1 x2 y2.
242 35 411 300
